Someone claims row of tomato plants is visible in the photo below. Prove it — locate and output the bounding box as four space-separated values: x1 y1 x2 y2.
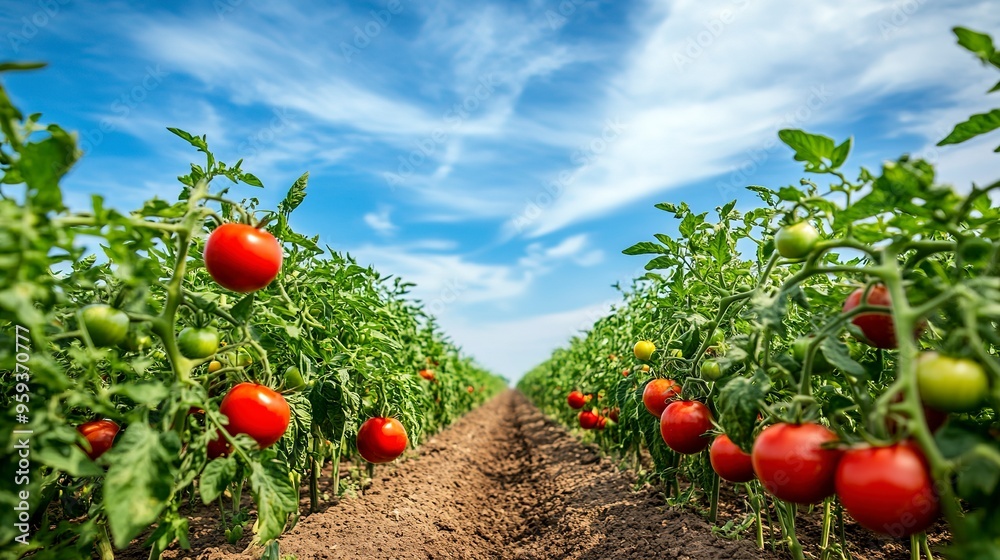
519 27 1000 560
0 63 507 560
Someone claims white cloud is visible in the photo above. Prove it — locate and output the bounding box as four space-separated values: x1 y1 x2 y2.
363 207 397 236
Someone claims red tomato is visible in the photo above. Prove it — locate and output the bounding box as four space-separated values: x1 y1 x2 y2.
595 415 608 430
842 285 923 349
710 434 755 483
622 369 630 377
578 410 599 430
567 391 587 409
642 378 681 418
835 441 939 537
357 417 408 463
204 223 283 293
752 423 842 504
660 401 713 454
207 430 231 459
77 419 120 460
219 383 290 449
418 369 436 381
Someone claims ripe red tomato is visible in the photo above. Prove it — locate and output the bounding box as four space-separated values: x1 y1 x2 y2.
835 441 939 537
660 401 713 454
467 386 474 393
842 285 922 349
622 369 630 377
418 369 436 381
567 391 587 409
219 383 290 449
204 223 283 293
578 410 599 430
357 417 408 463
207 430 231 459
595 415 607 430
642 378 681 418
710 434 755 483
752 423 842 504
77 419 120 460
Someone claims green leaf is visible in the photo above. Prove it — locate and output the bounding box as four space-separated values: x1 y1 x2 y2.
830 137 852 169
241 172 264 188
938 109 1000 146
622 241 667 256
819 338 866 378
778 129 836 170
19 130 78 211
230 293 255 324
108 382 170 405
279 172 308 216
953 27 997 67
249 457 297 543
104 424 180 548
200 457 238 504
717 374 768 452
644 255 674 270
0 62 47 72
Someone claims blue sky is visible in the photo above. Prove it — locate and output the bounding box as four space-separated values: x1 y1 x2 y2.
3 0 998 380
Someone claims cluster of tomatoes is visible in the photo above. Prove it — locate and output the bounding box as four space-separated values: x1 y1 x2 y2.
565 390 618 431
75 222 412 465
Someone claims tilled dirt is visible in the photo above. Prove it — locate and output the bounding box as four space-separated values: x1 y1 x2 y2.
133 390 940 559
166 390 774 559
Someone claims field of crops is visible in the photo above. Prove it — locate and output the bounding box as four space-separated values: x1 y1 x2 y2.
2 17 1000 560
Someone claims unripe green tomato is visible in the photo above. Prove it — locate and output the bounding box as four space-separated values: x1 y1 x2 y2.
916 353 989 413
775 221 820 259
80 304 130 347
178 327 220 359
634 340 656 361
709 328 725 346
701 359 723 381
120 330 152 352
284 366 306 390
792 338 834 373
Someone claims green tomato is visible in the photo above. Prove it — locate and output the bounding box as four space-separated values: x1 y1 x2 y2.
81 304 130 347
119 330 152 352
709 328 726 346
791 338 834 373
916 353 989 413
775 221 820 259
633 340 656 361
284 366 306 390
178 327 220 359
701 359 723 381
235 348 253 368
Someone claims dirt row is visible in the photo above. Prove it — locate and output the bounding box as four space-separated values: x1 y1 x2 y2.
146 390 930 559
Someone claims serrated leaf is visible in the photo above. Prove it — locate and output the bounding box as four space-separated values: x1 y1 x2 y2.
622 241 667 256
249 457 297 542
104 424 180 548
778 129 836 169
230 293 255 324
279 172 308 215
200 457 238 504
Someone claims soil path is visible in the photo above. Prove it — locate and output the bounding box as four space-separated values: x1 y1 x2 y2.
185 390 772 560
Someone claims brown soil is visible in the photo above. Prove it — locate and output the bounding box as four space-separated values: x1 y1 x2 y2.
123 391 938 559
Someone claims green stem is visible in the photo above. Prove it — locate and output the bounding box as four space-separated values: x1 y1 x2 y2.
820 498 833 560
310 433 320 513
96 523 115 560
708 471 720 523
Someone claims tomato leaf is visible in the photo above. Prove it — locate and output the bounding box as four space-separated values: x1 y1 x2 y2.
230 293 255 324
108 382 170 405
622 241 667 256
200 457 238 504
104 424 181 548
953 27 998 67
938 109 1000 146
279 172 308 216
778 129 837 171
717 374 768 453
249 455 297 543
